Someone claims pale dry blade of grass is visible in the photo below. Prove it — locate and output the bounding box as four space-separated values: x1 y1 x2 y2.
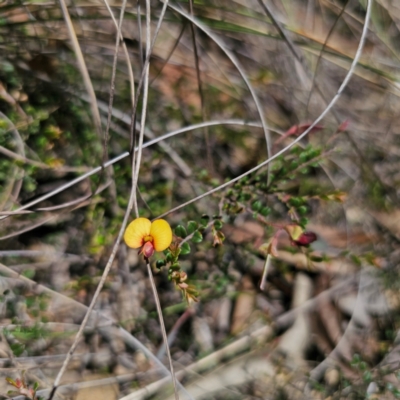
147 262 180 400
0 112 24 212
131 0 152 218
188 0 213 172
0 185 110 241
102 0 131 156
128 0 171 152
304 0 351 112
150 23 187 85
138 2 144 70
101 0 135 109
0 152 130 221
57 0 103 141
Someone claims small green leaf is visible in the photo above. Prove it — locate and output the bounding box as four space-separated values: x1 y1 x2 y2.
156 259 166 269
299 151 308 163
362 370 372 382
180 242 191 255
33 381 39 391
300 167 310 174
165 251 173 263
359 361 367 371
288 197 302 207
297 206 308 215
213 219 223 230
187 221 198 234
299 217 309 228
175 225 187 238
260 207 271 217
10 343 24 356
289 160 299 170
251 200 262 212
351 353 361 366
170 263 181 271
192 231 203 243
239 193 251 201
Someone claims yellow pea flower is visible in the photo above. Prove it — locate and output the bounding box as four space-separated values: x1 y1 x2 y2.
124 217 172 258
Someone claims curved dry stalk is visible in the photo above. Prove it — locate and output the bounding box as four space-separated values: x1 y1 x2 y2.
0 144 90 172
131 0 151 219
0 210 33 215
128 0 171 155
0 191 106 241
57 0 102 140
0 152 129 221
137 2 144 70
304 0 351 113
188 0 212 173
149 23 187 86
131 0 180 397
101 0 131 160
128 0 171 120
166 2 272 180
57 0 123 215
0 118 277 221
101 2 135 108
0 112 25 212
35 181 110 211
147 262 179 399
156 0 372 219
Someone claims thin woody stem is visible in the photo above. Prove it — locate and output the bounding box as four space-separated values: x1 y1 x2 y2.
146 261 179 399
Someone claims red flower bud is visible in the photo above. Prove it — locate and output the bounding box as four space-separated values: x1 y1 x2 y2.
293 231 317 246
140 241 155 258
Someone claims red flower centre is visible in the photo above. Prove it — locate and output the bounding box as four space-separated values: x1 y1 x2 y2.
140 241 155 258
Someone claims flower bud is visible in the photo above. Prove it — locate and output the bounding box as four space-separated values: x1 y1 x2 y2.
294 231 317 246
141 241 155 258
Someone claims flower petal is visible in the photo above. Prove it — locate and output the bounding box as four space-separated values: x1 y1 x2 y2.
124 218 151 249
150 219 172 251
